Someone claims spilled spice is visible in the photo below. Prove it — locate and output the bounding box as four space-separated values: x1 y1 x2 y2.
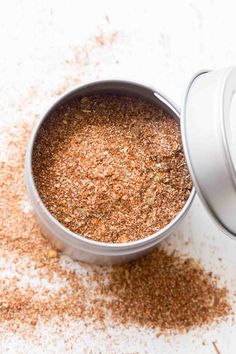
0 123 104 330
95 31 117 47
0 120 231 335
100 249 231 331
0 28 233 341
32 94 192 243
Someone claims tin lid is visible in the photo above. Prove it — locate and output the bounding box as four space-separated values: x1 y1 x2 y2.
182 67 236 240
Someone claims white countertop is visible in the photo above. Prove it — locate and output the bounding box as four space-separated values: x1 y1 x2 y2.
1 0 236 353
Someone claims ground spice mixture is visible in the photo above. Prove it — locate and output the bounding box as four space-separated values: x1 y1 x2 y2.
32 95 192 243
100 249 231 331
0 30 233 343
0 121 232 335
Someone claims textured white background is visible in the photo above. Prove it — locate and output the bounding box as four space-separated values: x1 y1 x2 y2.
1 0 236 353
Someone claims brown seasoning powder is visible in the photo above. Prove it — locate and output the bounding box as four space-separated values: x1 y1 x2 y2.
32 95 192 243
101 250 231 331
0 121 232 334
0 32 233 338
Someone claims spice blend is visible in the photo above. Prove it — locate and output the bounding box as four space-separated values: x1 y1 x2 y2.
101 249 231 331
0 121 232 334
32 95 192 243
1 27 232 351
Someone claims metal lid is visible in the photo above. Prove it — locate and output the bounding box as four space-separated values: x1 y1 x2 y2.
182 67 236 240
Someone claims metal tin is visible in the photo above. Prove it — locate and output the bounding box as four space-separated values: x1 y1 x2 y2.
182 67 236 240
25 80 195 265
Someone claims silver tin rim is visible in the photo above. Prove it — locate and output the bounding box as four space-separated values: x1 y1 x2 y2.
181 68 236 240
25 80 195 258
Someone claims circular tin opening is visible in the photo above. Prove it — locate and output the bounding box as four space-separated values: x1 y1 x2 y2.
26 80 195 250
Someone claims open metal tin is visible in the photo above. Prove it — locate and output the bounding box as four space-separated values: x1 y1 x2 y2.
25 80 195 265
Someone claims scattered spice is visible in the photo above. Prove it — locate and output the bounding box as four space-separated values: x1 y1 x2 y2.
0 121 232 335
0 124 88 327
0 27 233 349
32 95 192 243
99 249 231 331
95 31 117 47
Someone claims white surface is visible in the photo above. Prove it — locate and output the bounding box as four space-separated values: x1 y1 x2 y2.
1 0 236 353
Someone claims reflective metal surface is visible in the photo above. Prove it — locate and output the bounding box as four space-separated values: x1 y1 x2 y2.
25 80 195 265
182 67 236 240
